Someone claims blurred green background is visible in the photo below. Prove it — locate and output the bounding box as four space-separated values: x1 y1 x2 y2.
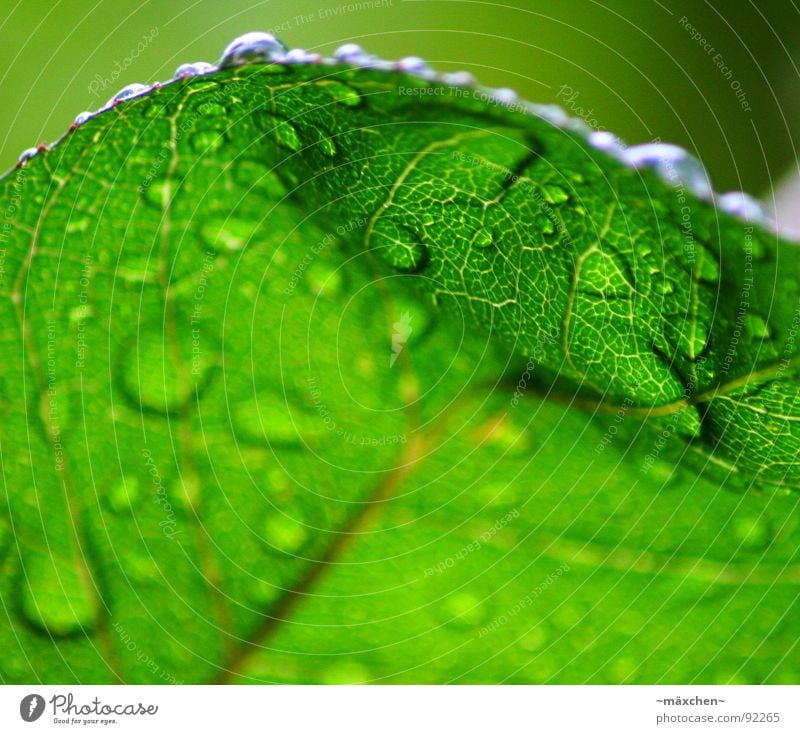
1 0 799 196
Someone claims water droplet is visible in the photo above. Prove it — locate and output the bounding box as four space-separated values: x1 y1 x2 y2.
652 278 675 295
201 216 256 252
441 592 488 628
473 229 494 249
304 259 342 295
118 323 214 416
72 111 94 127
317 136 337 157
395 56 432 76
529 103 569 128
372 218 430 273
174 61 217 79
567 118 593 136
271 119 303 153
731 514 772 550
247 577 279 605
442 71 475 87
623 143 713 199
106 83 150 107
262 513 308 554
139 178 171 210
284 48 321 64
21 553 99 636
491 87 519 106
334 43 371 64
717 191 774 227
107 476 141 514
219 32 287 68
232 393 322 446
745 313 771 339
588 130 625 156
17 147 39 166
542 184 570 205
534 212 556 235
325 81 362 107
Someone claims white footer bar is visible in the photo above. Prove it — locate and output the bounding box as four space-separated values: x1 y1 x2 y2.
1 685 797 733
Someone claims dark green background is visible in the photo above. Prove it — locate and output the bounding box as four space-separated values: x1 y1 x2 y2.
2 0 799 195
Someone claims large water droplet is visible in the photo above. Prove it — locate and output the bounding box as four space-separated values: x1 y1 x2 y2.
174 61 217 79
395 56 433 76
261 513 308 554
623 143 713 199
219 32 287 68
21 553 99 636
107 83 150 108
371 218 430 273
473 229 494 249
119 323 214 416
72 111 94 128
334 43 371 64
717 191 775 228
17 147 39 166
491 87 520 107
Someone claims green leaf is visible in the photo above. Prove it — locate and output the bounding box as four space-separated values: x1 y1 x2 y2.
0 37 798 684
